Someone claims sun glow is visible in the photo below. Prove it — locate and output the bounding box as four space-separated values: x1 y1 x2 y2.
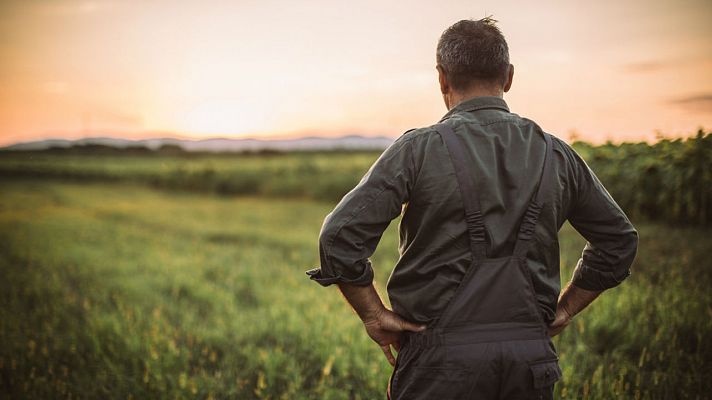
180 100 275 137
0 0 710 146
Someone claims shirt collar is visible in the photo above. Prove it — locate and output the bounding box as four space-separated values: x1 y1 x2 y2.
439 95 510 122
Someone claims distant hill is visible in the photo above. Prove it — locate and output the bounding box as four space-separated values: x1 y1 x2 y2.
0 135 396 152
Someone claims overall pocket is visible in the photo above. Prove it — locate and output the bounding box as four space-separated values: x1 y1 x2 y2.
528 358 562 400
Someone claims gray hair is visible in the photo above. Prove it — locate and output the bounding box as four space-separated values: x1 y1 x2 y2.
436 17 510 90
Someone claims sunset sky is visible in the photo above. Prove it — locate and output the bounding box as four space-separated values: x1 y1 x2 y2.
1 0 711 147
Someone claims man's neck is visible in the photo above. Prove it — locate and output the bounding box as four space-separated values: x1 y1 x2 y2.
446 87 504 110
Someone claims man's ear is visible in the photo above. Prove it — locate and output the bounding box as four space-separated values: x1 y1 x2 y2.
503 64 514 93
437 65 449 95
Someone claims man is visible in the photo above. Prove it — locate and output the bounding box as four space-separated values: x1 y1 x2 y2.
306 17 638 399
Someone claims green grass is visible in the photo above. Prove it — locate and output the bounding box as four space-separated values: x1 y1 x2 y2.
0 151 381 202
1 179 710 399
2 129 711 226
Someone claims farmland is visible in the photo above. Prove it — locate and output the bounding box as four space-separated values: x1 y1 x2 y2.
0 150 377 203
1 135 711 399
1 129 710 225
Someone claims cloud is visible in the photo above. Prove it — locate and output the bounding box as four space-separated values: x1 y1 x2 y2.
32 1 113 16
669 94 712 113
622 61 668 73
623 57 712 74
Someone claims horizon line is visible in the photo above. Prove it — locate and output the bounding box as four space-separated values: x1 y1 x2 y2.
0 129 400 148
1 126 709 149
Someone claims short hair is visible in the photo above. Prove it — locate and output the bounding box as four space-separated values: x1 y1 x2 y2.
436 17 510 91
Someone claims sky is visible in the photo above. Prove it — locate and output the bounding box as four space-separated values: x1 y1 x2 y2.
0 0 711 147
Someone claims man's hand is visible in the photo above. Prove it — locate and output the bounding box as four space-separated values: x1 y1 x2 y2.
336 283 426 366
548 282 602 337
548 303 573 337
363 308 426 366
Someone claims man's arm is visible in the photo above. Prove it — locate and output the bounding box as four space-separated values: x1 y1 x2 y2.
306 133 418 287
306 132 425 364
550 142 639 336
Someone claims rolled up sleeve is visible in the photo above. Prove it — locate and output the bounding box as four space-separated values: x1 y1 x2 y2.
306 133 418 287
567 148 639 291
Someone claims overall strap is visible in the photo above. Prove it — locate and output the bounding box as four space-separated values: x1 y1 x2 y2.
513 130 554 257
434 122 488 260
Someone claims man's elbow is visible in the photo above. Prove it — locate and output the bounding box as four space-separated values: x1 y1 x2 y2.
622 225 639 269
613 226 639 287
318 225 337 257
574 227 638 291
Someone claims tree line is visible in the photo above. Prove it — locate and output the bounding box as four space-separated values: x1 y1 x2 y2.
574 129 711 226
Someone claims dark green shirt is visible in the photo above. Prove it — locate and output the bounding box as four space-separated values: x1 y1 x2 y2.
307 96 638 325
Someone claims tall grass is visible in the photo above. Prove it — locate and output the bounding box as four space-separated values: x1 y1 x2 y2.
1 180 710 399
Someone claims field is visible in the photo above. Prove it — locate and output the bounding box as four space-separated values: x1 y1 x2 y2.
0 150 379 203
1 172 711 399
1 129 710 225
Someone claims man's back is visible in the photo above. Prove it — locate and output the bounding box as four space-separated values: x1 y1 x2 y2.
311 95 637 327
390 96 556 325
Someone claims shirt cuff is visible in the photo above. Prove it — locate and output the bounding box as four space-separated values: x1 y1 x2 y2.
305 264 374 287
571 258 631 291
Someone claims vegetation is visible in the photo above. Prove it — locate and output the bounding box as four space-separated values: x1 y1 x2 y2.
573 129 712 225
0 150 377 202
1 131 710 398
1 180 710 399
1 129 710 225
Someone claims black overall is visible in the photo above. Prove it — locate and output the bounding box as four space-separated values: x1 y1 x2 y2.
388 122 562 400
